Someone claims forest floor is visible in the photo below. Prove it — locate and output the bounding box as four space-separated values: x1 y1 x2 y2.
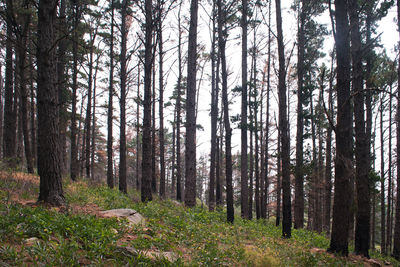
0 170 399 266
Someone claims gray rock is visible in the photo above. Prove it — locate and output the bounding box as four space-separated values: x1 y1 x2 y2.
99 208 145 226
24 237 39 246
117 246 177 262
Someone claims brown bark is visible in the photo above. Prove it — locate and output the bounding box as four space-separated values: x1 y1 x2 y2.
209 0 217 211
176 1 183 202
3 0 17 164
350 0 370 257
141 0 153 202
119 0 128 194
241 0 249 220
107 0 115 189
70 0 81 181
184 0 199 208
37 0 64 206
218 0 233 222
16 0 33 173
158 0 165 199
328 0 352 255
276 0 291 238
393 0 400 259
295 0 305 229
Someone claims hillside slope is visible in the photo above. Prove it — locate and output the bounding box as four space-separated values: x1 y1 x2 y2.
0 171 398 266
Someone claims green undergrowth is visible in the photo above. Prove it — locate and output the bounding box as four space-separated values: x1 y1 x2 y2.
1 174 400 266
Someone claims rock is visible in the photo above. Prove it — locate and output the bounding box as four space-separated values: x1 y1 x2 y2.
367 259 382 267
99 208 145 226
24 237 39 246
117 246 177 262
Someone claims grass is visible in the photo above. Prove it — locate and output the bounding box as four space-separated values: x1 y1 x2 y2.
0 170 399 266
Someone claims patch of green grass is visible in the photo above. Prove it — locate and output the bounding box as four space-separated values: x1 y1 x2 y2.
2 176 400 266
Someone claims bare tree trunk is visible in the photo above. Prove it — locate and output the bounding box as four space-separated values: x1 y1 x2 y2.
136 63 141 190
275 0 291 238
141 0 153 202
70 0 80 181
57 0 68 176
218 0 233 222
329 0 352 255
158 0 166 199
184 0 199 208
107 0 115 188
37 0 64 206
3 0 17 164
350 0 370 257
381 94 386 254
176 2 183 202
241 0 249 220
295 0 305 229
119 0 129 193
151 49 157 193
16 0 33 173
209 0 217 211
393 1 400 258
387 85 393 252
324 52 334 235
276 124 281 227
264 0 272 219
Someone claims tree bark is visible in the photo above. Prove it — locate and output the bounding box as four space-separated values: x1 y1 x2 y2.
380 94 386 254
275 0 291 238
392 0 400 259
349 0 370 257
158 0 166 199
37 0 64 206
3 0 17 164
241 0 249 220
16 0 34 173
295 0 305 229
70 0 80 181
107 0 115 189
141 0 153 202
328 0 352 255
218 0 233 222
184 0 199 208
119 0 128 194
209 0 217 211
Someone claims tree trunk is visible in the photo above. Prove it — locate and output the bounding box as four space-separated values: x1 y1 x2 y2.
393 0 400 259
276 125 281 227
57 0 68 176
85 36 94 179
328 0 352 255
3 0 17 164
264 0 272 219
276 0 291 238
218 0 233 222
324 52 335 234
158 0 165 198
119 0 128 194
70 0 80 181
16 0 34 173
349 0 370 257
37 0 64 206
141 0 153 202
294 0 305 229
136 63 141 190
151 51 157 193
107 0 115 189
209 0 217 211
241 0 249 220
176 0 183 202
381 94 386 254
387 84 393 252
184 0 199 208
